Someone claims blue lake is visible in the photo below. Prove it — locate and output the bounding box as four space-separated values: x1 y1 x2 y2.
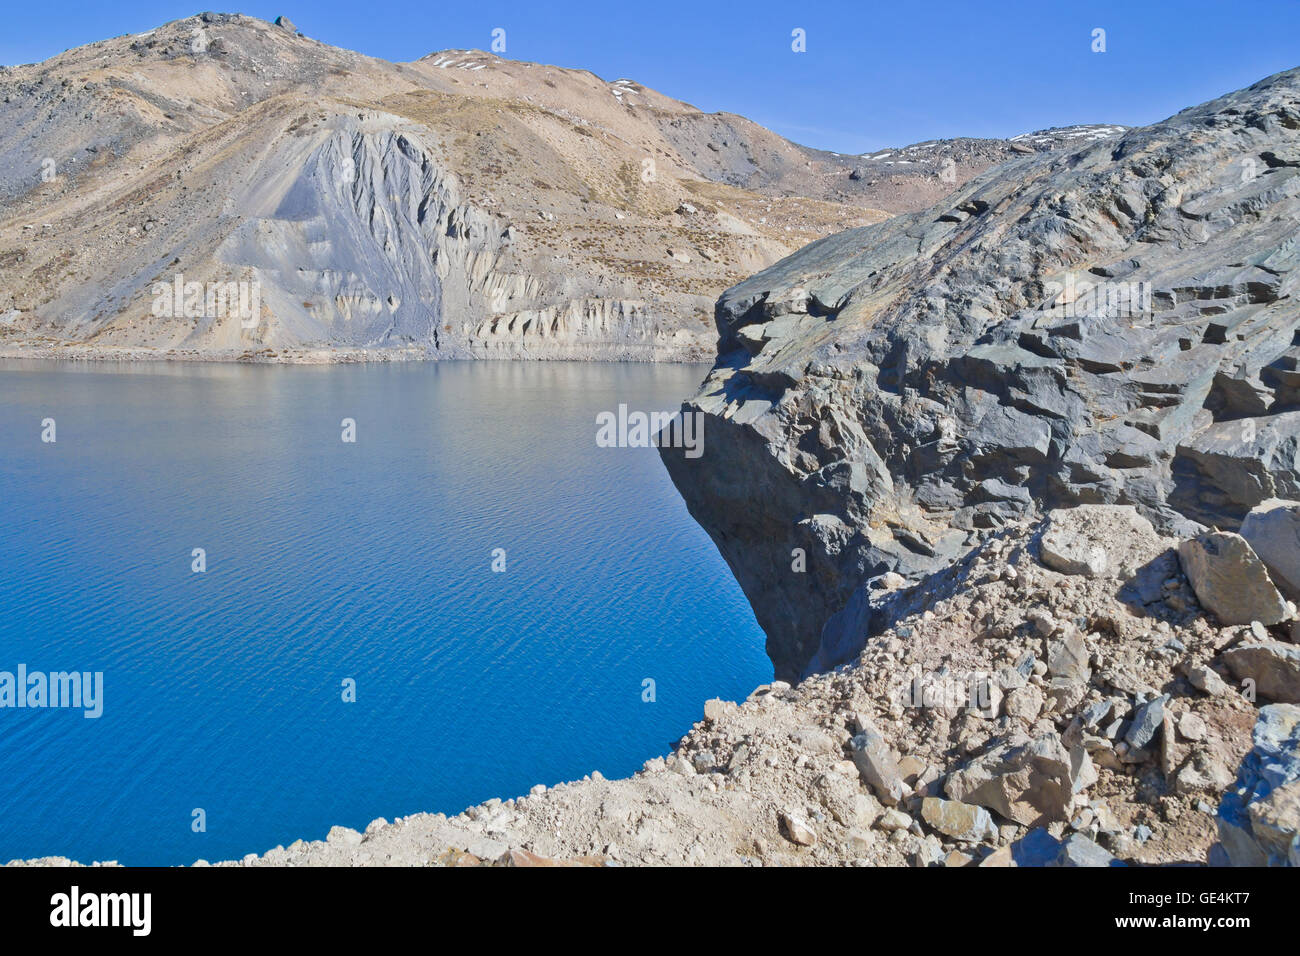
0 359 771 865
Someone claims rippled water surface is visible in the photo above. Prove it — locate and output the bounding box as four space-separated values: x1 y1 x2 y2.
0 359 771 865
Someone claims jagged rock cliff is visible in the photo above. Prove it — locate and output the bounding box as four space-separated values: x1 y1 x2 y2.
664 66 1300 680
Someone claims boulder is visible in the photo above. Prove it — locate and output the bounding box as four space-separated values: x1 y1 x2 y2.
1047 631 1091 682
1125 694 1169 751
1039 505 1162 579
1039 511 1108 576
876 808 912 832
849 725 908 806
1004 685 1045 724
1046 678 1087 714
920 797 998 843
912 834 944 867
1049 833 1121 867
1186 663 1230 697
945 733 1093 826
1178 532 1290 626
1221 641 1300 703
1178 713 1207 741
1215 704 1300 866
779 811 817 846
1174 751 1236 795
1240 499 1300 602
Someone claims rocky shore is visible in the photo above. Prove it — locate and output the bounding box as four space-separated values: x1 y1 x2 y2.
14 503 1300 867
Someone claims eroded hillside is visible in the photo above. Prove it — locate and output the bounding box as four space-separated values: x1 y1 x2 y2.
0 13 1113 362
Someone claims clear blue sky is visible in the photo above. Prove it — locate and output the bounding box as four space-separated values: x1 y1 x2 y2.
3 1 1298 153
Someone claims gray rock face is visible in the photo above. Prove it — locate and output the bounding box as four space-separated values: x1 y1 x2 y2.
1216 704 1300 866
662 66 1300 679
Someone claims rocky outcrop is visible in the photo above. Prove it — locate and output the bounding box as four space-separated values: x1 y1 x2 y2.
663 66 1300 680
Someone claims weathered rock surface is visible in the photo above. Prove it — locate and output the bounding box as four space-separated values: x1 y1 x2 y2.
849 724 908 806
779 811 818 846
920 797 997 843
1041 505 1161 579
1221 641 1300 703
1240 499 1300 601
1179 532 1291 626
1215 704 1300 866
662 66 1300 680
945 733 1091 826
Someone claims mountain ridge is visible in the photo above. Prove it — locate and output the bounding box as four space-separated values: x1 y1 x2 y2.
0 12 1117 363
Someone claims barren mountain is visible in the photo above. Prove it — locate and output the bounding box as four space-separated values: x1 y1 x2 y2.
0 13 1116 362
